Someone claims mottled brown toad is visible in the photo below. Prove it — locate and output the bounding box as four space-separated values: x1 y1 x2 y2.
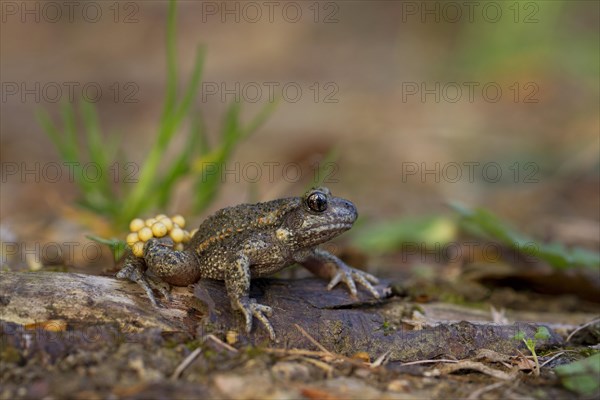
117 187 379 340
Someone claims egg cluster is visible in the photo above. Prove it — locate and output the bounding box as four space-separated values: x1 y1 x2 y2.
126 214 198 257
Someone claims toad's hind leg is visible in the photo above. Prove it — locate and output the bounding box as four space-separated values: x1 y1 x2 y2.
143 239 202 286
225 255 275 341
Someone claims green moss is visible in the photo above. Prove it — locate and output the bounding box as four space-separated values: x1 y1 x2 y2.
1 345 23 364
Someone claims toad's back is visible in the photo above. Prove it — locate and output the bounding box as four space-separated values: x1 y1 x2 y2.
188 197 301 255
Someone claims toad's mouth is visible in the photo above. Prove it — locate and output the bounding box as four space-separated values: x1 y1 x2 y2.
327 222 354 230
311 222 354 234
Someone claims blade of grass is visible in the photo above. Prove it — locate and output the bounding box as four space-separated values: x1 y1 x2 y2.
59 102 95 196
173 46 205 124
86 234 127 262
192 100 277 212
192 102 242 212
162 0 177 119
452 203 600 270
35 0 278 232
37 105 110 214
156 47 205 149
36 109 67 158
196 111 210 156
240 98 278 138
60 102 79 163
121 1 205 222
222 101 242 145
80 101 112 203
156 116 203 208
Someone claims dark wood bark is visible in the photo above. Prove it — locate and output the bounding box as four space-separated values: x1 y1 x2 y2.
0 272 562 362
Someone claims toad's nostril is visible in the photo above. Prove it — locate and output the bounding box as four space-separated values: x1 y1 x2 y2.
341 200 358 219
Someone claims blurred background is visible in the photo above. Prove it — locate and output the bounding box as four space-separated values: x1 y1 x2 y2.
1 1 598 281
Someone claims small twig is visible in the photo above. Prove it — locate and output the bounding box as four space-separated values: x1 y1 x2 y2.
434 360 516 381
467 381 507 400
514 349 541 376
539 351 567 368
566 317 600 342
170 334 238 380
400 359 459 366
273 325 395 372
294 324 333 355
265 348 331 358
300 357 334 377
490 306 508 324
205 334 239 353
370 350 391 368
171 347 202 380
514 349 535 363
542 349 577 357
264 347 374 370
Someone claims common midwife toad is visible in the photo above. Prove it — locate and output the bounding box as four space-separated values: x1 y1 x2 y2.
117 187 380 340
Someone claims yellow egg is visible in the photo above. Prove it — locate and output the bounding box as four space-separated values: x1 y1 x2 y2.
138 227 153 242
182 231 191 243
174 243 184 251
158 217 173 231
190 228 199 237
145 218 157 227
226 330 238 345
129 218 145 232
132 241 144 257
151 221 168 238
352 351 371 363
170 227 184 243
171 215 185 228
126 232 139 246
155 214 168 220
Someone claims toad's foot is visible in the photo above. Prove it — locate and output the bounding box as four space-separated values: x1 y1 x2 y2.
116 253 171 307
235 298 275 341
327 262 380 299
301 248 380 299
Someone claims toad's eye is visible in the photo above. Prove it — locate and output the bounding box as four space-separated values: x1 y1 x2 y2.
307 192 328 212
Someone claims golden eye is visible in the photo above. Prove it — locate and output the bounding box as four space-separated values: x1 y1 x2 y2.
307 192 328 212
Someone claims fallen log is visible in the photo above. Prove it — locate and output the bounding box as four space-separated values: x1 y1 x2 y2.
0 271 562 362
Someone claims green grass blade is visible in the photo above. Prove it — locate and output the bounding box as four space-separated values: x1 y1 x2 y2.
59 102 95 196
352 215 457 254
86 234 127 262
193 169 221 212
174 46 205 124
105 134 121 164
155 117 202 207
191 104 240 212
80 101 112 203
192 100 277 212
162 0 177 118
452 203 600 270
121 0 199 221
241 99 278 138
196 111 210 156
60 102 79 163
36 109 67 158
222 101 242 145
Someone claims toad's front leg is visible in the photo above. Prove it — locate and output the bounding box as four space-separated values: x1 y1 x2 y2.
296 248 380 299
116 250 171 307
225 255 275 341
